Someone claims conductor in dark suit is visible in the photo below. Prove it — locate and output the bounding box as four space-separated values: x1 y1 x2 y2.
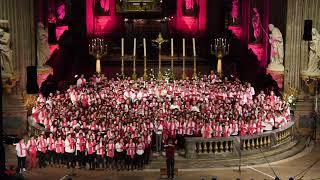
164 139 175 179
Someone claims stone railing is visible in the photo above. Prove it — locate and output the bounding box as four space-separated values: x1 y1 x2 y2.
185 122 294 159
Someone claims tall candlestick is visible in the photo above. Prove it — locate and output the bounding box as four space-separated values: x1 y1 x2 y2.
171 38 174 57
143 38 146 57
133 38 136 57
121 38 124 57
182 38 185 57
192 38 196 57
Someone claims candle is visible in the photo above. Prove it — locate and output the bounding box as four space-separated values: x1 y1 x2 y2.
171 38 174 57
105 44 108 54
143 38 146 57
121 38 124 57
182 38 185 57
192 38 196 57
133 38 136 57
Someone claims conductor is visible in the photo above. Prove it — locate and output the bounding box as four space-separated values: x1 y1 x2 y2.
164 139 175 179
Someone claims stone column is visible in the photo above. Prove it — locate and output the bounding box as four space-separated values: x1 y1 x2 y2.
283 0 304 92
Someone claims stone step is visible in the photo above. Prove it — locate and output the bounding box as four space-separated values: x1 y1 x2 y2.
144 137 307 169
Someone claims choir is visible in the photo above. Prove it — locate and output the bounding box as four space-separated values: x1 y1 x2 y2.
19 71 290 171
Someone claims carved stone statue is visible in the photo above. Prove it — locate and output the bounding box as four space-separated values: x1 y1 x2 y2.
302 28 320 75
37 23 50 68
0 20 14 77
268 24 284 72
231 0 239 22
252 8 262 43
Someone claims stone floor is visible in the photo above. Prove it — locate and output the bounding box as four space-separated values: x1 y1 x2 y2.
5 140 320 180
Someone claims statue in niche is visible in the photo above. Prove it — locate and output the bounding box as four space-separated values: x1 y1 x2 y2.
268 24 284 72
94 0 110 16
185 0 195 10
183 0 199 17
303 28 320 75
231 0 239 24
252 7 262 43
37 23 51 68
0 20 14 78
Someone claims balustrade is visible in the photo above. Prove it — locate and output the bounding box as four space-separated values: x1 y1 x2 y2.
185 122 294 159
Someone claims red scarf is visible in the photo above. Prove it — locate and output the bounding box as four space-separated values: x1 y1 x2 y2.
68 138 75 150
79 137 85 152
40 139 46 152
19 142 23 156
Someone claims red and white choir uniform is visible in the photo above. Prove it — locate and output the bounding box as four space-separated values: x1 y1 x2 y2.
96 141 105 168
126 142 136 159
15 140 28 172
65 136 76 168
55 138 65 165
37 137 47 168
46 136 56 164
105 141 115 169
86 139 96 170
76 136 86 167
76 77 86 87
201 125 213 139
186 120 195 136
136 141 145 169
27 138 37 168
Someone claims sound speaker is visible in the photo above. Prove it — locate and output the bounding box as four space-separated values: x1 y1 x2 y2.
303 20 312 41
48 22 57 43
26 66 39 94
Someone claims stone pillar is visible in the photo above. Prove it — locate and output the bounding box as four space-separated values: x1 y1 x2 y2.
293 97 316 136
185 138 196 159
2 93 28 136
283 0 304 92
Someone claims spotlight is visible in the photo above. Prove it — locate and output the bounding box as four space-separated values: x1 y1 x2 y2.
74 75 78 78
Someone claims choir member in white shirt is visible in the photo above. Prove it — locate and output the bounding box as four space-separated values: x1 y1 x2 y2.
27 136 38 169
76 133 86 168
86 135 96 170
46 133 56 166
115 138 125 170
136 137 145 170
105 139 115 170
65 133 76 169
96 138 105 169
155 120 163 152
37 134 47 168
14 139 28 173
76 74 87 87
